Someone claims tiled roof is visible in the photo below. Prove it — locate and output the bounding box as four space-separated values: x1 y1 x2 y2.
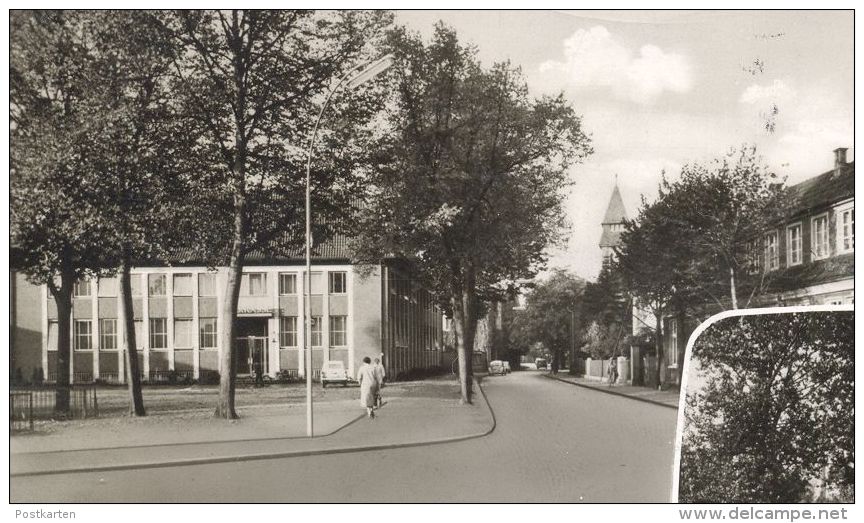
765 253 854 294
136 233 352 267
602 184 628 224
786 162 854 218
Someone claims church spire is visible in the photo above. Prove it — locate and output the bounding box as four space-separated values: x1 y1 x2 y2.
602 178 628 225
599 178 629 270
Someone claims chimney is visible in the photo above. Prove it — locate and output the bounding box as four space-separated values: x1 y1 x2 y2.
834 147 848 175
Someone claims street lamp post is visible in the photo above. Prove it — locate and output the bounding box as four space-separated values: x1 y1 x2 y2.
304 54 393 437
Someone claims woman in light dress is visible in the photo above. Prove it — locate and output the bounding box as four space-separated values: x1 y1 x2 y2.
357 356 379 418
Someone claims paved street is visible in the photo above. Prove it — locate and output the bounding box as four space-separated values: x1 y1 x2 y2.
11 371 677 502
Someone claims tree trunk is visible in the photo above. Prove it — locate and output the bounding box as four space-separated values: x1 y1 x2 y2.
450 273 478 405
215 16 247 420
729 266 738 310
216 246 244 419
49 276 73 416
119 256 146 416
654 312 663 389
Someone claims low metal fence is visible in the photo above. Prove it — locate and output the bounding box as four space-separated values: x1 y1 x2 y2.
98 372 121 384
9 385 99 429
9 391 33 432
147 370 195 384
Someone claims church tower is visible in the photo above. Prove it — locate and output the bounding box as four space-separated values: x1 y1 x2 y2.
599 179 628 268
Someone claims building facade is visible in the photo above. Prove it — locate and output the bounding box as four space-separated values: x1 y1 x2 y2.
10 254 445 385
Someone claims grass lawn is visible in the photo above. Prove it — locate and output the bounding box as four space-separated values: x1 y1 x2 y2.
86 373 463 417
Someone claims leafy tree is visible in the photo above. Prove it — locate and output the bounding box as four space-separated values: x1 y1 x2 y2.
644 146 788 310
680 312 854 503
10 11 119 414
159 10 392 418
509 270 585 373
352 24 591 403
615 202 684 387
79 11 197 415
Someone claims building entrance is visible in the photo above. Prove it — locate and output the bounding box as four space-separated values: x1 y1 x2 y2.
235 317 269 376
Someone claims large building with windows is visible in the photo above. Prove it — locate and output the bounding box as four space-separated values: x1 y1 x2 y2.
10 241 446 385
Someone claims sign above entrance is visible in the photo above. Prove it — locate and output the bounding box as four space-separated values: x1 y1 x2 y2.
237 308 279 317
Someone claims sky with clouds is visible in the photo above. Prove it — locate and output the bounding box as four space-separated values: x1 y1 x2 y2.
395 10 854 281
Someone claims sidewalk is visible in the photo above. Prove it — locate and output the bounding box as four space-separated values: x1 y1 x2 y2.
544 373 680 409
10 377 494 477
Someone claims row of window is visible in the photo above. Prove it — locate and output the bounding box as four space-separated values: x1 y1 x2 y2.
50 316 348 351
73 271 349 298
751 204 854 272
278 316 346 348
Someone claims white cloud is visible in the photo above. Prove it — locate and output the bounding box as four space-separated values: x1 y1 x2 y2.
539 26 692 104
739 79 796 105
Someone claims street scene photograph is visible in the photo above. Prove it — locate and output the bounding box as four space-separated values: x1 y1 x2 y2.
677 310 854 504
6 8 854 508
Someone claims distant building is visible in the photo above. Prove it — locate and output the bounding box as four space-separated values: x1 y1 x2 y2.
599 180 628 268
10 238 445 385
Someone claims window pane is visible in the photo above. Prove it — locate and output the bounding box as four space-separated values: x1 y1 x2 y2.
280 316 297 347
98 277 118 297
148 274 166 296
99 319 117 350
813 216 828 258
74 321 92 351
74 280 91 297
787 225 802 265
241 273 267 296
764 232 778 270
250 273 266 295
198 273 217 297
149 318 167 349
329 315 347 346
279 273 297 295
174 319 193 348
329 272 347 294
200 318 217 348
48 321 58 351
311 316 322 346
173 274 193 296
840 208 855 251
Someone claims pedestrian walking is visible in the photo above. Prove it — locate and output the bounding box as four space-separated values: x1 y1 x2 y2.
608 355 618 386
357 356 379 418
373 356 386 408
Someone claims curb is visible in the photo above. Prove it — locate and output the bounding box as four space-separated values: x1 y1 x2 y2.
13 407 371 456
11 379 496 478
543 374 678 410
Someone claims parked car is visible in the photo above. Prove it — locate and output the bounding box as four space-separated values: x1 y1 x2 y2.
502 361 511 374
488 360 507 375
321 361 349 387
535 358 547 369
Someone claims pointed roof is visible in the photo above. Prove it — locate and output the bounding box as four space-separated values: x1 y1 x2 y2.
602 182 628 224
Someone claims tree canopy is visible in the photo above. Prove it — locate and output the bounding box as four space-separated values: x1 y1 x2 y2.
680 312 854 503
509 270 586 371
351 24 591 402
619 146 788 315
